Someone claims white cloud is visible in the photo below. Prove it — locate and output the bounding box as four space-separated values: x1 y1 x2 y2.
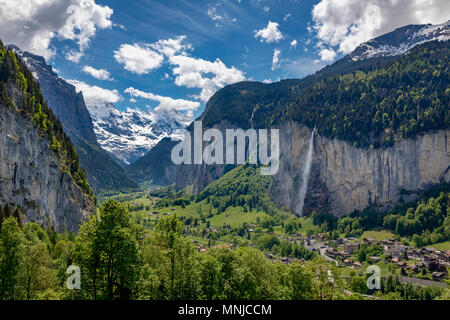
82 65 113 80
255 21 283 43
150 35 191 57
155 36 245 102
312 0 450 60
318 48 336 62
67 79 121 107
290 39 298 48
125 87 200 117
283 13 292 22
263 6 270 12
0 0 113 61
168 54 245 102
114 43 164 74
115 36 245 102
271 49 281 70
263 79 272 84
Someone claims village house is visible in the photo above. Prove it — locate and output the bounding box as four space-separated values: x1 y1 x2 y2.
343 259 353 266
343 242 361 254
389 244 407 257
431 272 447 281
363 238 377 245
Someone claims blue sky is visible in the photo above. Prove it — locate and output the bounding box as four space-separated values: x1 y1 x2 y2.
1 0 448 119
53 0 325 118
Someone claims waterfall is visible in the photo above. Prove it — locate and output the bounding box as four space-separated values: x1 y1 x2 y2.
298 127 315 216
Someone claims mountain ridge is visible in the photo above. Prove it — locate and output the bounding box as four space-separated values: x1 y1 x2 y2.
7 45 139 193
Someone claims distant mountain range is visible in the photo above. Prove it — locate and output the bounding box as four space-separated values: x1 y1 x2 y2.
86 102 191 165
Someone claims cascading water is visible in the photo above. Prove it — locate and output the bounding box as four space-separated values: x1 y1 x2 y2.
298 127 315 216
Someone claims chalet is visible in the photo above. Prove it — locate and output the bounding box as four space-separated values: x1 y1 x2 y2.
265 253 274 260
391 258 399 263
325 248 340 257
416 262 426 269
353 262 362 268
381 239 394 245
389 244 407 257
343 259 353 266
369 256 381 263
343 242 361 254
431 272 446 281
407 264 419 274
363 238 377 245
397 261 407 268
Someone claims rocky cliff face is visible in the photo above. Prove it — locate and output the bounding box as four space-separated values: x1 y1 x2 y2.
272 122 450 216
0 104 94 232
7 45 138 193
171 121 449 216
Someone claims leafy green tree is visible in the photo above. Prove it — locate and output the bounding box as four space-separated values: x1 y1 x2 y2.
0 217 24 299
289 263 314 299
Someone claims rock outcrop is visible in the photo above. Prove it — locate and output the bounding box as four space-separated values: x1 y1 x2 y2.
0 104 94 232
7 45 138 193
272 122 450 216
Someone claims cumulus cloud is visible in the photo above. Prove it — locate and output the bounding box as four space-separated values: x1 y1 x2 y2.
114 43 164 75
271 49 281 70
311 0 450 60
290 39 298 48
255 21 283 43
167 54 246 102
150 36 191 57
125 87 200 117
115 36 245 102
67 79 121 107
318 48 336 62
82 65 113 80
0 0 113 61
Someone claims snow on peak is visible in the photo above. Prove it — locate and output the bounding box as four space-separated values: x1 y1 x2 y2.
349 20 450 61
87 103 192 165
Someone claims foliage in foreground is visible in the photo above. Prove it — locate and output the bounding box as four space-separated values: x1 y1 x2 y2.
0 200 447 300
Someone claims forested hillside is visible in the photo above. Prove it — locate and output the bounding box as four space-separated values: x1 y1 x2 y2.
281 41 450 148
198 41 449 149
0 41 93 198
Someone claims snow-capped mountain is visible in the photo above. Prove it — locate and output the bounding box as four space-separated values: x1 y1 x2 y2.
87 103 192 165
348 20 450 61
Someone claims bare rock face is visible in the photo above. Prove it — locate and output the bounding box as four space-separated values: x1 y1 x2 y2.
0 104 95 232
272 121 450 216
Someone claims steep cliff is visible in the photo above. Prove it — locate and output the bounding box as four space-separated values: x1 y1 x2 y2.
272 122 449 216
0 42 95 232
7 45 138 194
0 104 94 232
